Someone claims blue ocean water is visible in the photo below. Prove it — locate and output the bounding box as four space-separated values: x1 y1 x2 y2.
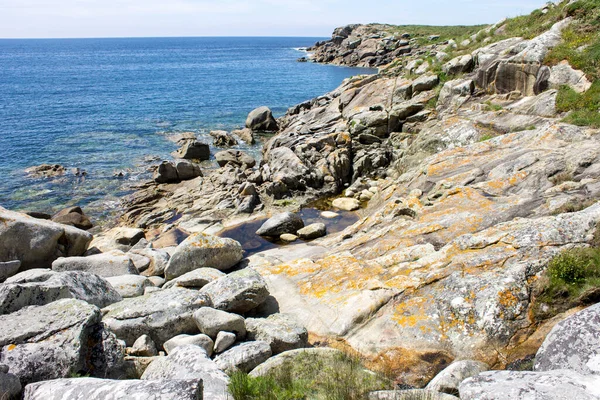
0 37 374 220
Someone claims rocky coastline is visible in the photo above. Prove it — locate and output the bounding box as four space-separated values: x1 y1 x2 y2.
3 1 600 398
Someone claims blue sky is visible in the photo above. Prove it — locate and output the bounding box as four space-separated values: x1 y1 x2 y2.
0 0 549 38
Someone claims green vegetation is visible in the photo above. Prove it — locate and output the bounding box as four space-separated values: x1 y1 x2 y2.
555 82 600 128
549 171 574 186
534 235 600 319
484 101 504 112
228 351 392 400
388 24 485 46
478 133 495 142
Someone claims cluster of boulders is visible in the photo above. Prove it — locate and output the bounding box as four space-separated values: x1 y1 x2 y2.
0 205 313 399
255 211 330 243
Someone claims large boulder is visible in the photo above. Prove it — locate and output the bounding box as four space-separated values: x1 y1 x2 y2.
23 378 203 400
210 130 238 147
534 302 600 375
548 60 592 93
442 54 474 76
141 345 230 400
175 160 202 181
231 128 255 144
176 141 210 160
102 288 211 347
459 370 600 400
164 233 243 280
0 261 21 283
245 106 278 132
214 341 272 374
0 299 101 385
0 270 122 314
215 150 256 168
193 307 246 340
0 207 92 270
245 313 308 354
52 252 138 278
255 212 305 237
426 360 489 395
153 161 180 184
200 268 269 313
249 347 343 377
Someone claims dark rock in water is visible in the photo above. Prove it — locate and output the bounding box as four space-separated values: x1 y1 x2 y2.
210 130 238 147
246 106 279 132
256 212 304 237
24 164 66 178
215 150 256 168
176 140 210 160
51 206 93 230
25 212 52 220
297 57 308 62
154 161 180 183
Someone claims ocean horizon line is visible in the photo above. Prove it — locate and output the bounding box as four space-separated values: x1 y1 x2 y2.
0 35 330 41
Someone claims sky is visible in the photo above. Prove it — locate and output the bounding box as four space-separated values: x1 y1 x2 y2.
0 0 550 39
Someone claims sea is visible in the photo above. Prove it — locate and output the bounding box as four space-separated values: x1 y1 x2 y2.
0 37 374 221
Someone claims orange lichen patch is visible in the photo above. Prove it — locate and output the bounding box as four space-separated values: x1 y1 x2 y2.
498 288 519 308
391 297 431 328
367 347 454 387
477 170 529 195
426 155 473 178
6 344 16 351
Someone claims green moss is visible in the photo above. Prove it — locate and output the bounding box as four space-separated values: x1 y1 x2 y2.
228 351 392 400
484 101 504 112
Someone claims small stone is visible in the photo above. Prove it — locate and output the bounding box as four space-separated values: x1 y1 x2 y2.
163 334 214 356
280 234 298 242
129 335 158 357
320 211 339 219
296 223 327 240
214 331 237 353
332 197 360 211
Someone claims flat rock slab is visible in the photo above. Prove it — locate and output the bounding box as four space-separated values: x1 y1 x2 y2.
52 252 138 278
164 233 243 280
0 207 92 269
459 369 600 400
0 299 101 385
200 268 269 313
534 302 600 375
102 288 211 347
141 345 230 400
0 270 122 314
23 377 202 400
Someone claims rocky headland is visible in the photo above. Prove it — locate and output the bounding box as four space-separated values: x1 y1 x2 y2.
3 1 600 398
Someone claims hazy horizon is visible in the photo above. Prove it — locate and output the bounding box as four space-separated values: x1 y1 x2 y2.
1 0 549 39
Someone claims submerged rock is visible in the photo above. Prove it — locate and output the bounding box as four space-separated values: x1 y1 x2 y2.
255 212 304 237
297 223 326 240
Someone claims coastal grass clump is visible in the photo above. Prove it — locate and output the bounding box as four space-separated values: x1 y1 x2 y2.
551 198 597 215
534 246 600 319
228 351 392 400
555 82 600 128
389 25 485 46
